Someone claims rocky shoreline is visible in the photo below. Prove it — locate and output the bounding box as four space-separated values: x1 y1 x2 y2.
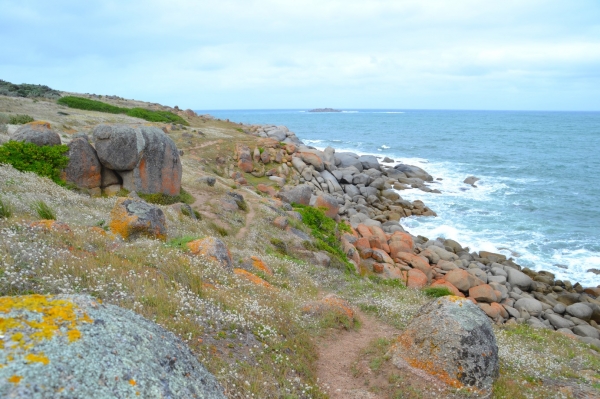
240 123 600 346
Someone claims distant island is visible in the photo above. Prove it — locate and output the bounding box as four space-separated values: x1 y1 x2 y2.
308 108 341 113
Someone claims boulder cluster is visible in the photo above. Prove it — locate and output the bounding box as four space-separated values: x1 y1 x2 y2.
10 122 182 197
342 224 600 344
238 126 437 233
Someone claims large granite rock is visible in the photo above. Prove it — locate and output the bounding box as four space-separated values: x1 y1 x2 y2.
93 124 144 170
335 152 363 171
393 164 433 181
391 296 498 392
506 268 533 291
11 121 61 147
130 126 182 196
0 295 225 399
64 137 102 189
277 184 312 205
358 155 380 170
93 125 182 196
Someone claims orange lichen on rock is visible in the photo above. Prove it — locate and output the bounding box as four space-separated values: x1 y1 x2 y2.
27 121 51 129
251 256 273 276
233 268 273 288
302 294 355 323
109 198 167 241
8 375 22 384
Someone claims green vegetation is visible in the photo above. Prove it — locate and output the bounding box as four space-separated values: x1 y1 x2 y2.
138 188 194 205
164 235 198 250
0 197 13 218
293 204 353 271
57 96 189 125
422 286 453 297
8 114 35 124
32 200 56 220
0 79 61 99
0 141 69 185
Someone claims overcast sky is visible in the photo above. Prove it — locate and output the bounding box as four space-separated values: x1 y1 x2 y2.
1 0 599 110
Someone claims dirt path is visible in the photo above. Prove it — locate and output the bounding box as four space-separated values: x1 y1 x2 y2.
235 196 256 240
316 310 401 399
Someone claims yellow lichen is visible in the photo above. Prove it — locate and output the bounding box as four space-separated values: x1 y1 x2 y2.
8 375 22 384
129 379 136 386
0 295 94 367
25 352 50 365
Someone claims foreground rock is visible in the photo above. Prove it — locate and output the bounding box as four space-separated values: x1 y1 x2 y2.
0 295 225 398
187 237 234 271
64 136 102 194
391 296 499 393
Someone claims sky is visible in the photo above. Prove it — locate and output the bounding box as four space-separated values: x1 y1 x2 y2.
0 0 599 110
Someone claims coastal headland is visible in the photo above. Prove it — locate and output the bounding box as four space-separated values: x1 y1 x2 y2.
0 83 599 398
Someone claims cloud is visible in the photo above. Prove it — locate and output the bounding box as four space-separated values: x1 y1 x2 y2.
0 0 599 109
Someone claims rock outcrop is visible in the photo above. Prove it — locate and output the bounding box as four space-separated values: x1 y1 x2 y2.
109 197 167 240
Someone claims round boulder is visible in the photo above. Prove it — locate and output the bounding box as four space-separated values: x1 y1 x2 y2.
187 236 233 271
93 124 144 170
566 303 593 322
0 294 225 398
391 296 498 392
12 121 61 146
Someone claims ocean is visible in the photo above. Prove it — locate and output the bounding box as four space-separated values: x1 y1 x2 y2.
198 109 600 287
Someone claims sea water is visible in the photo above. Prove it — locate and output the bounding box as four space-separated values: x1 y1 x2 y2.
199 109 600 287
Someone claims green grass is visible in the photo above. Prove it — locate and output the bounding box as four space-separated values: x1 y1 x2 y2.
57 96 189 125
32 200 56 220
422 286 453 297
138 188 194 205
0 141 69 185
0 197 13 218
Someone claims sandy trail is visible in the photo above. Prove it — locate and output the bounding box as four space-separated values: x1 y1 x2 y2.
315 310 401 399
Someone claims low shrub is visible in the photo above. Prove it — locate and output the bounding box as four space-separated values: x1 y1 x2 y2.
293 204 354 272
165 235 198 250
422 286 453 298
57 96 189 125
8 114 35 124
32 200 56 220
0 141 69 184
138 188 194 206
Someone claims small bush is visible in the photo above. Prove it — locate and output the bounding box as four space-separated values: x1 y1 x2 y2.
32 200 56 220
0 197 13 218
0 141 69 185
270 238 288 254
165 236 198 250
208 221 229 237
422 286 453 298
138 188 194 206
8 114 35 124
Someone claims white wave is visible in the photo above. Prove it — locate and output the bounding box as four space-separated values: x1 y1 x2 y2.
380 145 391 149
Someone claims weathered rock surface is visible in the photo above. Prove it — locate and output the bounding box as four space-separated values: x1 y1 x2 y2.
11 121 61 147
393 164 433 181
187 237 233 271
93 124 144 170
277 184 312 205
391 296 498 392
0 295 225 399
109 197 167 240
64 137 102 189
